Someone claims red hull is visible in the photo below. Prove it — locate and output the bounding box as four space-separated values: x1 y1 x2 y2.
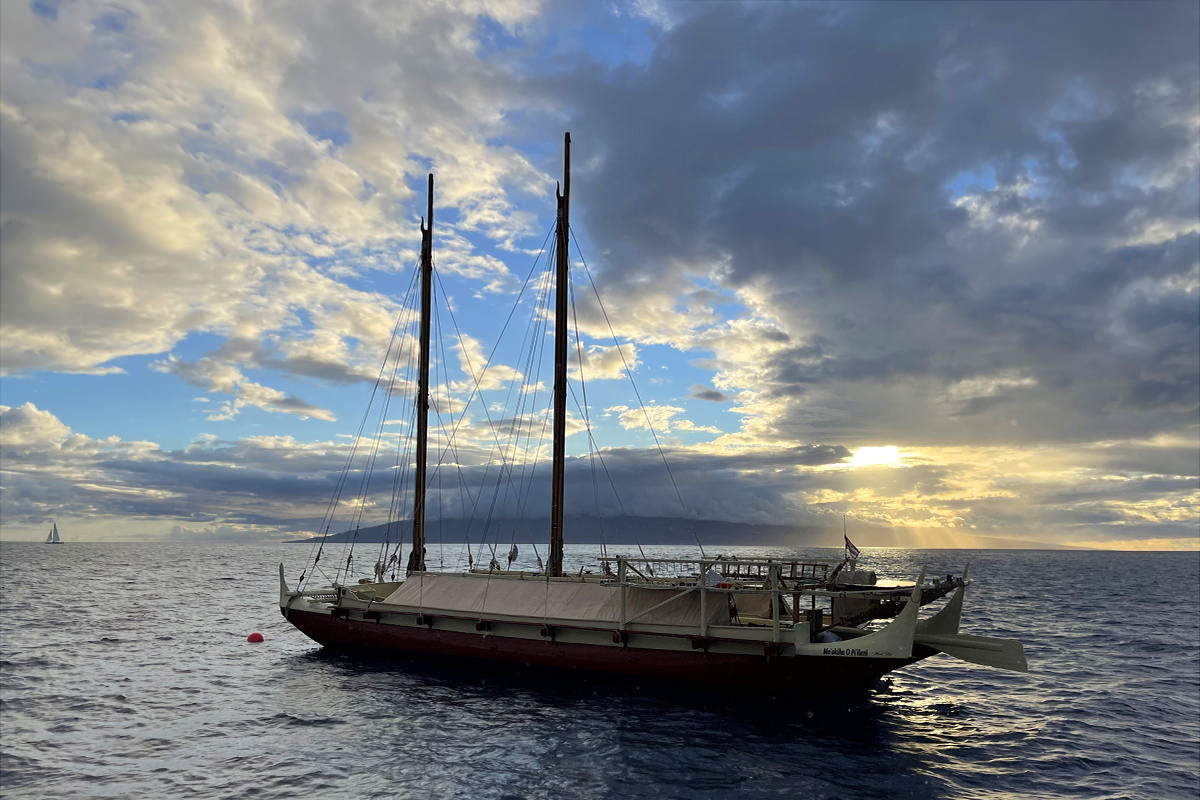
284 609 920 688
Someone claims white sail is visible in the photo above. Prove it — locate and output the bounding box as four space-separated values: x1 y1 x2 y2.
46 522 61 543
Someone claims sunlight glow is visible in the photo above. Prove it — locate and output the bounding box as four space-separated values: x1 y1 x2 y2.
848 445 902 468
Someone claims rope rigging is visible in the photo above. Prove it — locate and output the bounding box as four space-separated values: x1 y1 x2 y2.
298 210 704 588
569 225 703 556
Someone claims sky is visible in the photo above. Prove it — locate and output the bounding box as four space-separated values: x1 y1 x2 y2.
1 0 1197 550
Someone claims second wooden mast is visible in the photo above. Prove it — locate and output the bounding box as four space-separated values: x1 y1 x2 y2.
549 133 570 578
408 172 433 575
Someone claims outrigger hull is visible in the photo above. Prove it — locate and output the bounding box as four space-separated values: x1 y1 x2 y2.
282 607 928 688
274 563 1003 690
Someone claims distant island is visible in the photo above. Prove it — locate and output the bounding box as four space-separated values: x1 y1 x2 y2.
284 515 1082 550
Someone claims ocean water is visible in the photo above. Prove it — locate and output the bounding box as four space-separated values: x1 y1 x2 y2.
1 543 1197 800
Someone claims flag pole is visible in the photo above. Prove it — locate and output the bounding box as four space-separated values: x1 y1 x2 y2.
843 513 860 565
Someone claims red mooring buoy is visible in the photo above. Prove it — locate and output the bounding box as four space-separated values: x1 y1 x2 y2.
247 632 264 643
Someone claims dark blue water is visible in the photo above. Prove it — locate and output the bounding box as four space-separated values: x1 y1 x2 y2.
1 544 1197 799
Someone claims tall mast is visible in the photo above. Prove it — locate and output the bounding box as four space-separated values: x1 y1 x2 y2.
549 132 570 578
408 172 433 575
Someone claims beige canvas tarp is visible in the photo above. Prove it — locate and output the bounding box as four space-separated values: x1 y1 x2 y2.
381 573 729 627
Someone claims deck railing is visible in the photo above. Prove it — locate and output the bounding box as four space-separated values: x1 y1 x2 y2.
597 556 804 639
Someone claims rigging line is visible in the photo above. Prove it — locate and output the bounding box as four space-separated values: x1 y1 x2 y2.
344 266 425 584
379 309 421 576
383 352 421 574
374 329 409 571
340 269 424 584
507 267 556 529
387 365 419 552
324 263 421 584
427 281 484 532
438 450 445 572
568 264 610 563
562 390 621 509
508 249 555 520
480 252 557 541
419 231 554 546
428 279 480 487
351 310 408 558
427 268 523 556
564 377 637 571
432 269 543 543
302 262 421 589
568 225 704 558
428 287 452 471
427 223 555 473
378 306 422 572
512 348 553 519
436 244 549 517
425 272 488 530
515 398 553 519
489 260 552 519
566 408 636 559
451 432 480 564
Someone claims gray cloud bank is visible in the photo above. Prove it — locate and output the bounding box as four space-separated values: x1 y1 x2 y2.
2 402 1194 545
559 1 1198 449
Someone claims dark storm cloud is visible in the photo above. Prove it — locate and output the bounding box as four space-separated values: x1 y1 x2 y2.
546 1 1198 450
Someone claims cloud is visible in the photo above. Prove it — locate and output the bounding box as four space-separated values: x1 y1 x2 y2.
3 404 1195 545
606 403 680 433
0 0 544 384
0 403 350 537
152 355 336 421
603 403 723 438
690 384 730 402
568 342 638 381
552 0 1198 458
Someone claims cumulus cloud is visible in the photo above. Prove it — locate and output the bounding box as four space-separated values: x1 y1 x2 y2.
604 403 722 437
0 403 350 538
568 342 638 381
152 355 336 421
0 0 542 386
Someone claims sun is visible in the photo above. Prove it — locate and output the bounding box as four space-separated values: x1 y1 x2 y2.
848 445 902 468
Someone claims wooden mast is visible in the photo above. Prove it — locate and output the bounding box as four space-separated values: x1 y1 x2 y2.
549 132 570 578
408 172 433 575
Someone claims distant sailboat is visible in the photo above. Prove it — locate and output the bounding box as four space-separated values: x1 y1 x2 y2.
46 522 62 544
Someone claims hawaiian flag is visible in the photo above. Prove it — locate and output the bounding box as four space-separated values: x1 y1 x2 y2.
844 535 861 560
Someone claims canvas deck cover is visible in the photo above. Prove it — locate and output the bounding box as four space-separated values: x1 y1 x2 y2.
381 572 730 627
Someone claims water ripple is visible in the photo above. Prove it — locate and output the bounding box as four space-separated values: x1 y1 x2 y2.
1 543 1197 799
